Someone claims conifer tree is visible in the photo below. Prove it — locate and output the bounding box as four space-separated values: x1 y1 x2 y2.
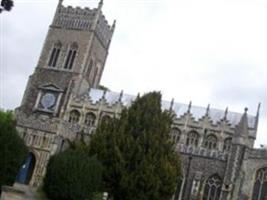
0 110 28 192
89 92 181 200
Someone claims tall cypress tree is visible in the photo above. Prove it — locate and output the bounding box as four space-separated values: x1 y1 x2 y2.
89 92 181 200
0 110 28 191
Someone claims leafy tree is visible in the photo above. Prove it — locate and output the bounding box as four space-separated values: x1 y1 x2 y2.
89 92 181 200
0 110 28 191
0 0 14 13
43 149 103 200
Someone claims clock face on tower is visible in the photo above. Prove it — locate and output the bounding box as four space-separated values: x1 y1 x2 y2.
41 93 56 110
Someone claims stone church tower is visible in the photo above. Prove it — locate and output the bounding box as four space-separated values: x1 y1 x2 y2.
1 0 267 200
20 0 115 116
13 0 115 187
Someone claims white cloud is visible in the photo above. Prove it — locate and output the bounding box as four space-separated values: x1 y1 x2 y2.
1 0 267 146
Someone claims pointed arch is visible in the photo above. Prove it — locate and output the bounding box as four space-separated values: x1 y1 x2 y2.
16 152 36 185
68 110 80 123
252 167 267 200
203 174 222 200
186 131 199 147
170 127 181 144
204 135 217 150
48 41 62 67
64 42 78 70
84 112 96 126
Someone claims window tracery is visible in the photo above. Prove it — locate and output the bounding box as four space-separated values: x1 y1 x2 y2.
64 42 78 70
84 112 96 126
252 168 267 200
186 131 199 147
68 110 80 123
170 128 181 144
204 135 217 150
203 174 222 200
48 41 61 67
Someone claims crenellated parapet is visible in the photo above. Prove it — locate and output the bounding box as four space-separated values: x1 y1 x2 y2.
176 143 228 161
245 148 267 160
52 5 96 30
68 88 258 133
63 88 259 157
95 13 115 48
51 1 115 49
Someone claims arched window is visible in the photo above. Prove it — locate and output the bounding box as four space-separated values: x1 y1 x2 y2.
186 131 199 147
170 128 181 144
203 174 222 200
48 41 61 67
84 112 96 126
252 168 267 200
101 115 111 124
204 135 217 150
68 110 80 123
64 42 78 70
223 138 232 152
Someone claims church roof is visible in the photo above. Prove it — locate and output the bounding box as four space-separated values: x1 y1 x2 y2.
88 88 257 129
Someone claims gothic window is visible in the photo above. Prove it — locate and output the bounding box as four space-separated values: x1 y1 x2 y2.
84 112 96 126
170 128 181 144
186 131 199 147
101 115 111 124
68 110 80 123
203 174 222 200
48 42 61 67
64 43 78 70
204 135 217 150
252 168 267 200
223 138 232 152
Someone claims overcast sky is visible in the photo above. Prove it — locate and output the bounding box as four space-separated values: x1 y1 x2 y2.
1 0 267 147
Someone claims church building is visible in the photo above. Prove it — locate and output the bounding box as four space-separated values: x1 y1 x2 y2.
1 1 267 199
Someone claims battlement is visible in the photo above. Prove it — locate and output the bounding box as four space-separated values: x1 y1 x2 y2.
52 1 115 48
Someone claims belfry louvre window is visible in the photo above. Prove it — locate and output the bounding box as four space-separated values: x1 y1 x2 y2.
203 174 222 200
48 42 61 67
68 110 80 123
64 43 78 70
252 168 267 200
186 131 199 147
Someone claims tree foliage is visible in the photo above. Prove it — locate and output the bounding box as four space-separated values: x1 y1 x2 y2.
89 92 181 200
0 0 14 13
43 149 103 200
98 85 110 91
0 110 28 191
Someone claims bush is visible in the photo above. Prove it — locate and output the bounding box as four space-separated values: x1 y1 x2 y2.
43 149 103 200
0 110 28 191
